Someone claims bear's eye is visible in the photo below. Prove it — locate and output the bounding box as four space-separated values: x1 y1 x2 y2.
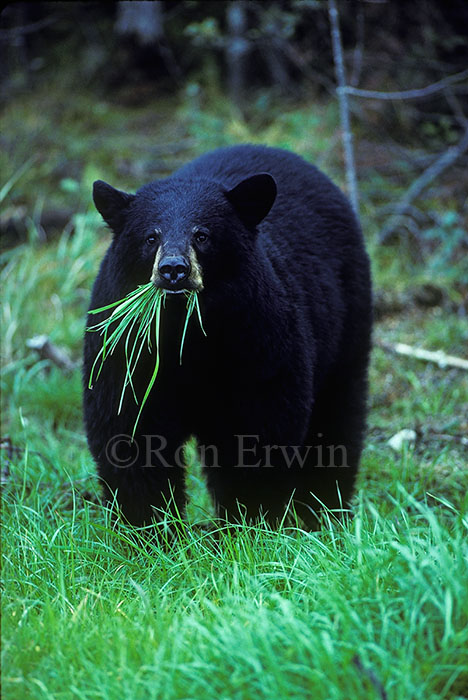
146 229 161 246
193 227 209 245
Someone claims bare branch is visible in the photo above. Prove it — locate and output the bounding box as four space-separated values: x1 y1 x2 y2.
343 68 468 101
444 88 468 129
379 125 468 243
328 0 360 218
26 335 76 372
0 16 57 38
377 340 468 371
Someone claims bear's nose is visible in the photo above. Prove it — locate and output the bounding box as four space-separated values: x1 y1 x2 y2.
158 256 191 285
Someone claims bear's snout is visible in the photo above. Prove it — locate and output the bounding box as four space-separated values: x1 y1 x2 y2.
158 255 191 288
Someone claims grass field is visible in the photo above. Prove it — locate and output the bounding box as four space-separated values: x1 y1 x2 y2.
2 83 468 699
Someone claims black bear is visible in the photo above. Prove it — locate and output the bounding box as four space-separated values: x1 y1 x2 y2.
83 145 372 528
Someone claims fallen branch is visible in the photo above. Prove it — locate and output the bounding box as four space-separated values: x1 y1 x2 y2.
377 340 468 371
26 335 76 372
378 125 468 243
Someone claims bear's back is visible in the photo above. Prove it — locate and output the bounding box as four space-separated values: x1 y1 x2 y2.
173 144 360 255
175 144 333 203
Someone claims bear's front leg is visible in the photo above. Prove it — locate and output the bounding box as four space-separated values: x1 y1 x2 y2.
199 431 304 526
96 429 189 528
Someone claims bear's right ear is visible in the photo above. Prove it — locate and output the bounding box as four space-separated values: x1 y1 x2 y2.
225 173 277 230
93 180 135 232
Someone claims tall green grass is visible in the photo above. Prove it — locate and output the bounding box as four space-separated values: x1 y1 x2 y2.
2 477 468 700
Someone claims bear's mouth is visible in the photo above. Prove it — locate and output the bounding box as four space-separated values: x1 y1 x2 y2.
151 278 203 294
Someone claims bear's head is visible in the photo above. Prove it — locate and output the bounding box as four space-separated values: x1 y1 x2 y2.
93 173 276 297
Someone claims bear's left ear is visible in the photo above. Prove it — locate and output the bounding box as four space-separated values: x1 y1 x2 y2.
225 173 277 229
93 180 135 233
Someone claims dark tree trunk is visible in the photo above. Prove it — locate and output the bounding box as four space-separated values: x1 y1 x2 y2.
226 1 249 110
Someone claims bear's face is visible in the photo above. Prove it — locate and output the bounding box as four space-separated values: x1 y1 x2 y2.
93 173 276 297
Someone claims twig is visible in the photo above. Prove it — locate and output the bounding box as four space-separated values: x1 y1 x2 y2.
328 0 360 218
0 16 57 38
26 335 76 372
444 88 468 129
378 125 468 243
426 431 468 447
352 655 388 700
280 41 337 94
344 68 468 101
377 340 468 371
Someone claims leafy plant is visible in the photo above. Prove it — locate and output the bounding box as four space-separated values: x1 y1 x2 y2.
423 210 467 275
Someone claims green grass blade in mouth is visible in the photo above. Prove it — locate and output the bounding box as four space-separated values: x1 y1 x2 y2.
87 283 159 392
118 313 142 410
88 343 104 390
131 290 163 438
194 293 207 338
179 291 196 365
86 283 205 436
118 287 164 413
88 285 148 316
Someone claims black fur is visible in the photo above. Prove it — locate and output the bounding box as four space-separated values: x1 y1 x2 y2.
83 145 372 527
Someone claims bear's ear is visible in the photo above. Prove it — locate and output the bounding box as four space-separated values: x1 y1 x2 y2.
225 173 277 229
93 180 135 232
